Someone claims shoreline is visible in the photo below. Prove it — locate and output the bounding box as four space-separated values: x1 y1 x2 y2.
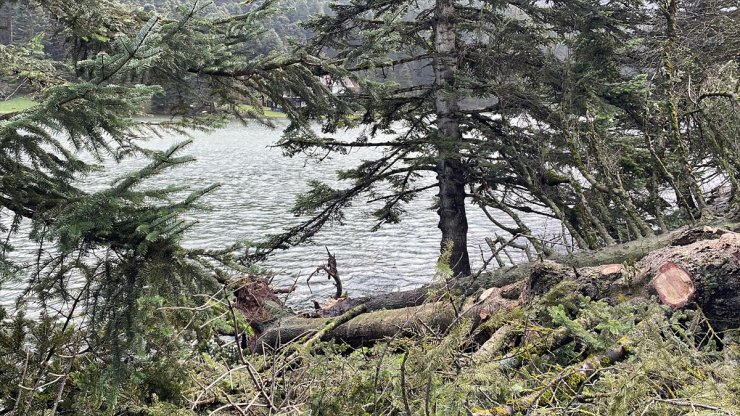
0 96 288 119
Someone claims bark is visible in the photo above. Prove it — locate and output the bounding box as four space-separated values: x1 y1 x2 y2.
306 223 739 319
242 223 740 351
662 0 707 213
252 302 460 353
437 159 470 277
434 0 470 277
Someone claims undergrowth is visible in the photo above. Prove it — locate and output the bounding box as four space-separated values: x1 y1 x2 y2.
2 280 738 415
174 282 740 415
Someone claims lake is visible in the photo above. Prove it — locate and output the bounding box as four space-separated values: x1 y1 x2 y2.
1 120 562 310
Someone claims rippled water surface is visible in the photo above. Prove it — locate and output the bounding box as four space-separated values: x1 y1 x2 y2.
2 121 562 309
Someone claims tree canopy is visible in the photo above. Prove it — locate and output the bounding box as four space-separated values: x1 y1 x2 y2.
276 0 739 276
0 0 343 411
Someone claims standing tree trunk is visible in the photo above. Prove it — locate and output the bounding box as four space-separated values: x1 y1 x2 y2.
434 0 470 276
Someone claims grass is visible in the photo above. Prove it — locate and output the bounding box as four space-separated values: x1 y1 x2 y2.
0 97 38 114
238 105 287 119
0 97 288 119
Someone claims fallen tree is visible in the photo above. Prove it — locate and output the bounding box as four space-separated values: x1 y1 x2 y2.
185 223 740 415
236 223 740 353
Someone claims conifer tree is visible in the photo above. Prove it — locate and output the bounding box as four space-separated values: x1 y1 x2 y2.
0 0 343 411
276 0 571 275
274 0 738 268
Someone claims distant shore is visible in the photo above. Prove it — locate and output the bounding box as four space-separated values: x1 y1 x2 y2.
0 96 287 119
0 96 37 114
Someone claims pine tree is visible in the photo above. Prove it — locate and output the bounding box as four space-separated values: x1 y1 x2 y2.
274 0 567 275
275 0 738 267
0 0 343 411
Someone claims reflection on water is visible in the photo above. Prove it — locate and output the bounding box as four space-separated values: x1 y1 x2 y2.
1 121 562 309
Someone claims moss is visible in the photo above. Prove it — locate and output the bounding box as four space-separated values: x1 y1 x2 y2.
63 271 737 416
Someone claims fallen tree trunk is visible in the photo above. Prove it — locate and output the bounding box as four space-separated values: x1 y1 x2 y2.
252 302 460 352
310 222 740 318
245 224 740 351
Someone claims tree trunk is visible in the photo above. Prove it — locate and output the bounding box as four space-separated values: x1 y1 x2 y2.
434 0 470 277
437 159 470 276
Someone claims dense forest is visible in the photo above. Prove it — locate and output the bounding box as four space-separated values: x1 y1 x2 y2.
0 0 739 414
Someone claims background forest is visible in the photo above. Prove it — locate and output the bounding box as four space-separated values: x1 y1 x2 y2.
0 0 739 415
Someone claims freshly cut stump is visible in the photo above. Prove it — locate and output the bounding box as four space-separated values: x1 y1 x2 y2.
652 261 695 308
600 264 623 276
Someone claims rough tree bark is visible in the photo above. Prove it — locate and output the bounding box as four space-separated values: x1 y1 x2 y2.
434 0 470 277
241 223 740 352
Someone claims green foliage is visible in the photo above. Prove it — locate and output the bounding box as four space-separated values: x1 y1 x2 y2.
273 0 740 266
0 0 343 412
163 285 739 415
435 240 454 279
1 0 738 414
0 96 37 113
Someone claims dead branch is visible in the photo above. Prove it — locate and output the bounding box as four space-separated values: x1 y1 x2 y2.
501 314 661 414
308 246 343 299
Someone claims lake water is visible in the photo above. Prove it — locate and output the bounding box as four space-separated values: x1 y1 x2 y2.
1 121 563 310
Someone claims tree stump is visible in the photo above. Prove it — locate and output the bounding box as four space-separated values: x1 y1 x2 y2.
652 261 695 308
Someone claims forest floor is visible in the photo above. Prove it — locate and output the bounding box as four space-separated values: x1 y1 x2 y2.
165 223 740 415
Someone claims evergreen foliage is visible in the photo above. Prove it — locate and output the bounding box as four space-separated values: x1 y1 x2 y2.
0 0 737 413
275 0 738 276
130 279 740 415
0 0 342 412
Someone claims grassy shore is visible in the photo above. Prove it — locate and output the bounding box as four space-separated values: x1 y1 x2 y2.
0 97 38 113
238 105 287 119
0 97 288 119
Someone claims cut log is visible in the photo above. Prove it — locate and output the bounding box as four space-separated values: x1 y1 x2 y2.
635 232 740 330
652 261 695 308
314 222 740 317
600 263 623 277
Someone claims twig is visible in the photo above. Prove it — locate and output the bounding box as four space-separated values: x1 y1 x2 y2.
424 373 433 416
207 395 258 416
224 393 248 416
652 398 736 415
192 365 249 409
243 361 279 413
307 246 343 299
300 305 368 350
223 287 280 413
400 351 412 416
373 331 403 411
